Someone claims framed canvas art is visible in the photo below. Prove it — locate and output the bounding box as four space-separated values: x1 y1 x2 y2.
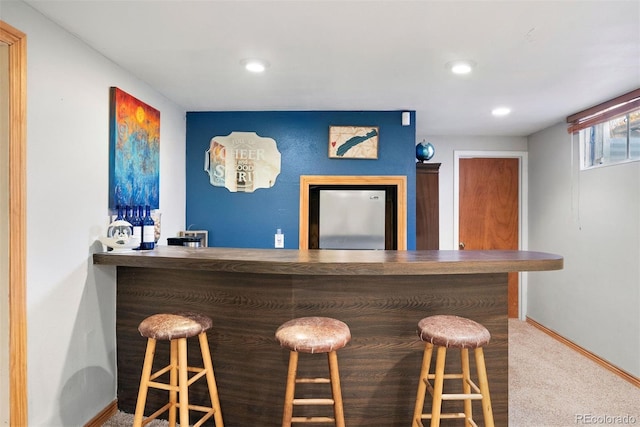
328 126 379 159
109 87 160 209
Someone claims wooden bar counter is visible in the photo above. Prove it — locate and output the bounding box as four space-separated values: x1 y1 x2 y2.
93 247 562 426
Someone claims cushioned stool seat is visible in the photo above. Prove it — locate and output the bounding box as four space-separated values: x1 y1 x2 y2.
412 315 494 427
133 312 224 427
275 317 351 427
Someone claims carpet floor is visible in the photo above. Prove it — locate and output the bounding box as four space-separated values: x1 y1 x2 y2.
104 319 640 426
508 319 639 426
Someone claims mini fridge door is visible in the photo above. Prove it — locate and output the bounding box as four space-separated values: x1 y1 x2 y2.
319 189 386 249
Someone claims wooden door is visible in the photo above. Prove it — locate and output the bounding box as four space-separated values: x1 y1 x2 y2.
459 157 519 317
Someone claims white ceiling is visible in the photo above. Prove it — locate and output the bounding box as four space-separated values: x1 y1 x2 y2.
22 0 640 137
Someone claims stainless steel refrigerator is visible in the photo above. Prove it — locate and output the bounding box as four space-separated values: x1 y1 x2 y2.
318 189 386 249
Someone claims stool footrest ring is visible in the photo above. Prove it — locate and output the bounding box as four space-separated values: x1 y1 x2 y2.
293 398 335 405
418 414 479 427
291 416 336 423
174 404 216 427
139 402 172 427
296 377 331 384
424 378 483 400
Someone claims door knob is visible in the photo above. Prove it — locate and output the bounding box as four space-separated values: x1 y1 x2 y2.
459 242 465 250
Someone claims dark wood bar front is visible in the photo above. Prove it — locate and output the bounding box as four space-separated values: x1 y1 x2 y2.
93 247 562 426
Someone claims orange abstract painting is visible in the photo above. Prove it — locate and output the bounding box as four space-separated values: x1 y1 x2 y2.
109 87 160 209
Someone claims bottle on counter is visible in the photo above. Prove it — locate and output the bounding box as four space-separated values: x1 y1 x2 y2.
131 206 142 249
115 205 124 221
140 205 155 250
124 205 134 233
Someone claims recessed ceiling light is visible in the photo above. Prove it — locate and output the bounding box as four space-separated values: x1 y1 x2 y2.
242 59 269 73
492 107 512 117
447 60 475 75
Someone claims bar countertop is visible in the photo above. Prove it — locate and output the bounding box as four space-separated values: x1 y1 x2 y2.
99 245 563 426
93 246 563 275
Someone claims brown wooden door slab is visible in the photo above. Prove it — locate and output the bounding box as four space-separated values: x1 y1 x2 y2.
459 157 519 317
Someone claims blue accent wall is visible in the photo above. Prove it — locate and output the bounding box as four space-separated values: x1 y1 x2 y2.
186 111 416 249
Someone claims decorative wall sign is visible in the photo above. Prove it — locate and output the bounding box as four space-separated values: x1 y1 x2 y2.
204 131 281 193
109 87 160 209
329 126 379 159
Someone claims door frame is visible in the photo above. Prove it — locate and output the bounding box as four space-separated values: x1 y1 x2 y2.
0 20 28 427
299 175 407 250
453 150 528 319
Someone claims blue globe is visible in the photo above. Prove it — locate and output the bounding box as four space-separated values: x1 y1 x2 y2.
416 142 435 162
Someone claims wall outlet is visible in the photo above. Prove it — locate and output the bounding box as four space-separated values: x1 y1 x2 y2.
275 229 284 248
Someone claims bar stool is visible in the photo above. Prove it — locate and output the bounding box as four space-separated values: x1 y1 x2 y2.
412 315 494 427
133 312 224 427
275 316 351 427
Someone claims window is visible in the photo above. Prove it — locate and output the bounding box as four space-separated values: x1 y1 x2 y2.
579 109 640 169
567 88 640 169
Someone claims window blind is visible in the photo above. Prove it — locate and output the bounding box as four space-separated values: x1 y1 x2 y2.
566 88 640 133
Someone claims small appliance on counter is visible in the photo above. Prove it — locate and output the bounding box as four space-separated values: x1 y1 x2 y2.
168 236 203 247
179 230 208 247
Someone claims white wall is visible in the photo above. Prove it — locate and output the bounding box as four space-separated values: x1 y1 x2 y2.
1 2 186 425
417 135 528 249
528 122 640 377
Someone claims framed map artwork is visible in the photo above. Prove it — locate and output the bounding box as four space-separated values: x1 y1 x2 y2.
329 126 379 159
108 87 160 209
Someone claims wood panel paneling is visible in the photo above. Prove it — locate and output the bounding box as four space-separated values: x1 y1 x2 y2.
115 267 508 426
416 163 440 249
